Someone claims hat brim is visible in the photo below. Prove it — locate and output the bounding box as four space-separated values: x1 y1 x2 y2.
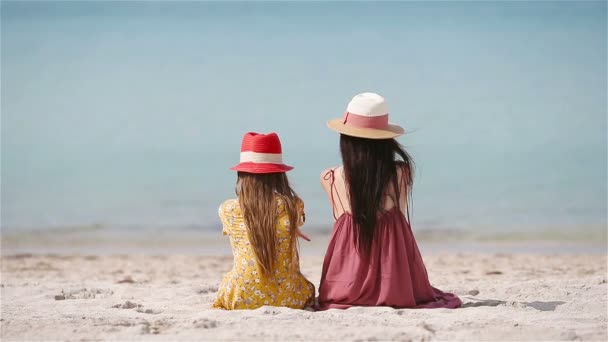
230 162 293 174
327 118 404 139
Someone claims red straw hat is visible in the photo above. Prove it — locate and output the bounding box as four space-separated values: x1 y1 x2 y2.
230 132 294 173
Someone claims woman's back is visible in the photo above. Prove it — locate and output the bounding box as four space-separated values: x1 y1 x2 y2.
317 167 461 309
320 165 407 219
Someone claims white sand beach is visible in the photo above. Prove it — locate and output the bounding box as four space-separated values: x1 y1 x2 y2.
1 252 606 341
2 1 607 341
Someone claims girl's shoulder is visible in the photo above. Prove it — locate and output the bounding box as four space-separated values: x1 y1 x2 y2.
219 198 242 218
220 197 302 217
275 195 304 212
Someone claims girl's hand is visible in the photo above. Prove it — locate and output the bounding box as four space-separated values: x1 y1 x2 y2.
296 228 311 242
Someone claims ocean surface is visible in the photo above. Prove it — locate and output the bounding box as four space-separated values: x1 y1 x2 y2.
1 2 606 244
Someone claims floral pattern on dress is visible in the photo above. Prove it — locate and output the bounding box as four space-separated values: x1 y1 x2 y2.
212 197 315 310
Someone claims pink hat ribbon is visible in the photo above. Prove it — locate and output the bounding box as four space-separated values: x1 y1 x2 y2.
343 111 389 129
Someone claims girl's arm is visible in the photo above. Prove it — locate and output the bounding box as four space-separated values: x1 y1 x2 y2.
296 200 311 241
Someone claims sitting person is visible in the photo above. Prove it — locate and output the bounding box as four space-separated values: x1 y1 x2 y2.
213 132 314 310
317 93 462 310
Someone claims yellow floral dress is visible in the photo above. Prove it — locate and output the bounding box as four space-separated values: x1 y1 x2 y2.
212 197 315 310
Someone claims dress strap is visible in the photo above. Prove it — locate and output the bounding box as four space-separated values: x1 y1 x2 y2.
323 168 346 220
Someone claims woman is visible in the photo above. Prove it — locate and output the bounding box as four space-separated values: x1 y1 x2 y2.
317 93 461 310
213 132 315 310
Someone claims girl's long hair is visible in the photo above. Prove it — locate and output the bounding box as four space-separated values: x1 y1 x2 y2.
236 171 301 276
339 134 414 257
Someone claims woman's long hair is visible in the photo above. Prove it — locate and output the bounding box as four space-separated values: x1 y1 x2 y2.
339 134 414 257
236 171 301 276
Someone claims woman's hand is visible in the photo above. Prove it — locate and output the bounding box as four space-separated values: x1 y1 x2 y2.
296 228 311 241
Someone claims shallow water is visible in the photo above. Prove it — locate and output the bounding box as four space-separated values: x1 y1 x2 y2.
1 2 606 243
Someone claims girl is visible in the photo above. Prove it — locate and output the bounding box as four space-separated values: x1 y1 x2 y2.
317 93 461 310
213 132 315 310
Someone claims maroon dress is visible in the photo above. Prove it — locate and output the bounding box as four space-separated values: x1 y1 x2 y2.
317 170 461 310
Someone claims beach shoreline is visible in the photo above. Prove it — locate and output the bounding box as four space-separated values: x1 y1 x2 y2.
1 253 606 341
2 229 606 256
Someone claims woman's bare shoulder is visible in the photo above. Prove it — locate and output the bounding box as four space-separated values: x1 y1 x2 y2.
320 166 338 180
320 166 343 185
395 161 412 184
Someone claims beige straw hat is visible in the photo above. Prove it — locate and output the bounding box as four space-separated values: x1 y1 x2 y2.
327 92 404 139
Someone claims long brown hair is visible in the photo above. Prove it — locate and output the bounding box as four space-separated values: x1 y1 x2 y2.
236 171 301 276
339 134 415 257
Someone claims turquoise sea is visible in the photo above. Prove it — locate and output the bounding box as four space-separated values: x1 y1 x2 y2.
1 1 606 247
